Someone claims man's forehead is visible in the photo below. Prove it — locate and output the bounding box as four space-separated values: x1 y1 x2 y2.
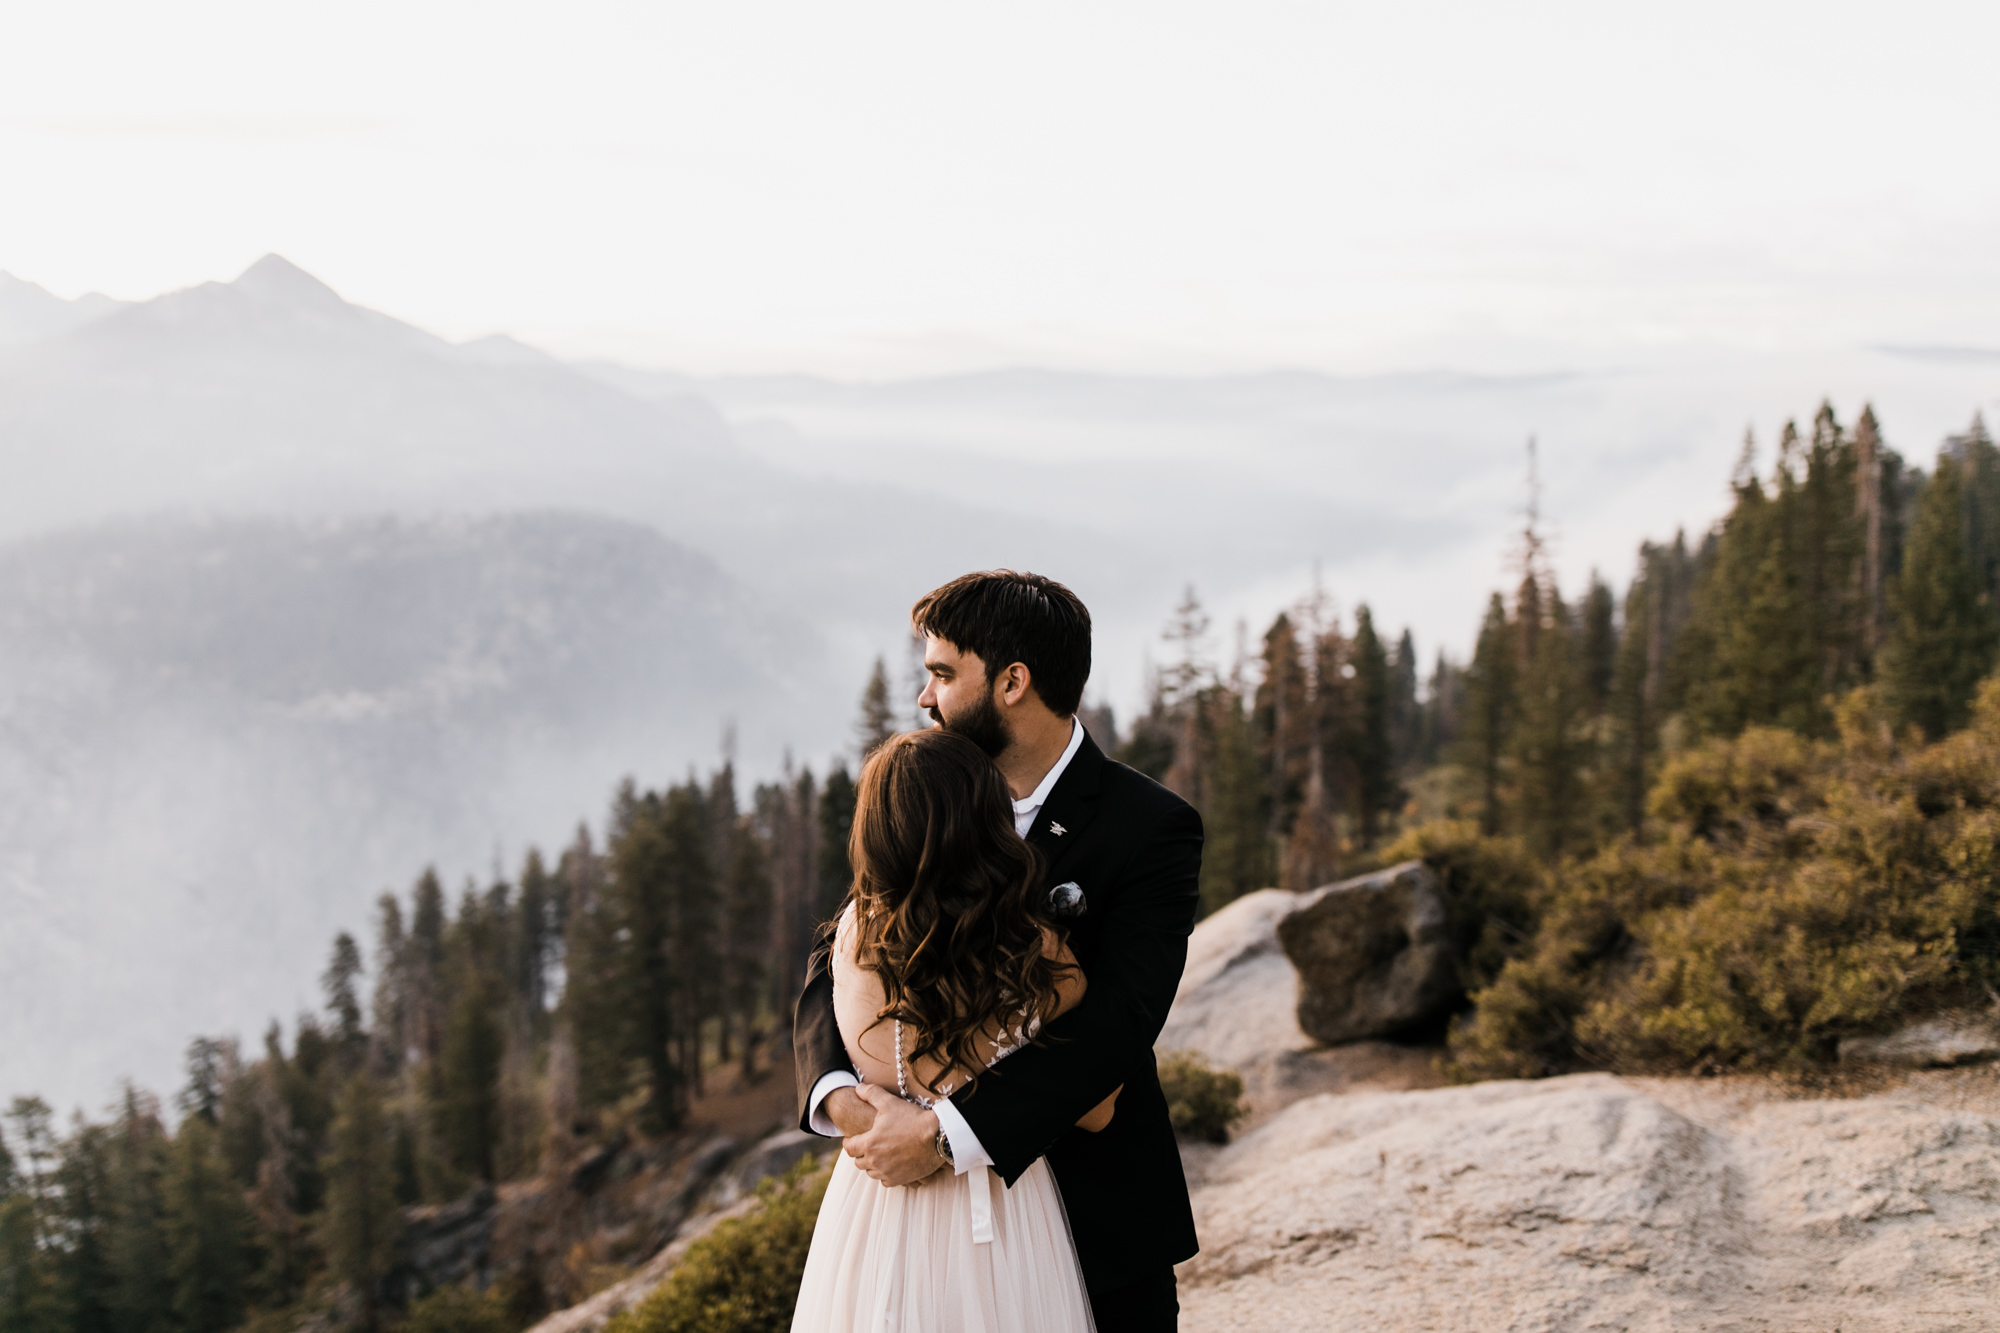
922 634 978 667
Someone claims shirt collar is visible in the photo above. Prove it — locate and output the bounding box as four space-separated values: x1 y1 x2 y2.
1012 716 1085 818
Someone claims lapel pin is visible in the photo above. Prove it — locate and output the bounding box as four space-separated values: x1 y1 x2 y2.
1049 821 1067 836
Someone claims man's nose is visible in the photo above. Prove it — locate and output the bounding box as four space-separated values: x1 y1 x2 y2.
916 679 937 707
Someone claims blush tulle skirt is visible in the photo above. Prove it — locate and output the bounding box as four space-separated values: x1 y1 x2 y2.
790 1152 1096 1332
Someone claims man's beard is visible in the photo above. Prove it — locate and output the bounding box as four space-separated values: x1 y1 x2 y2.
931 690 1010 758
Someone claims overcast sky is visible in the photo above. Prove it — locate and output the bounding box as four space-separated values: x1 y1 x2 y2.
6 1 1999 377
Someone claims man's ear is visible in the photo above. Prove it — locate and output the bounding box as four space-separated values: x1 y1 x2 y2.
995 662 1034 708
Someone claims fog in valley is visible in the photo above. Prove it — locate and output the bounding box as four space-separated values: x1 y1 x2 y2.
3 255 1997 1112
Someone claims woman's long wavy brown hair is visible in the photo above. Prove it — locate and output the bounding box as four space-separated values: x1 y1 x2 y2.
839 728 1068 1091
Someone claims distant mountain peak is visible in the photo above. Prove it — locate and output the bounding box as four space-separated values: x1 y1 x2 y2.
232 253 346 310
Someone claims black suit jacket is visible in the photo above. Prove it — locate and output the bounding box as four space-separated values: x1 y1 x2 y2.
793 732 1204 1292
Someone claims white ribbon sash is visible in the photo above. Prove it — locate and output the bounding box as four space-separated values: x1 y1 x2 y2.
969 1163 995 1244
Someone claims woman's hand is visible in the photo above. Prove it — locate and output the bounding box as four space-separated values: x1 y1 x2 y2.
1074 1085 1122 1133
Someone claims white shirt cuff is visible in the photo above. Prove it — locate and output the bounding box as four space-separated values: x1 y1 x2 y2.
931 1096 991 1175
806 1070 860 1137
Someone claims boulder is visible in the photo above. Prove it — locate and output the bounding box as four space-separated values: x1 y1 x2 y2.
708 1129 827 1207
1276 860 1456 1044
1157 889 1310 1071
1178 1072 2000 1331
1839 1011 2000 1068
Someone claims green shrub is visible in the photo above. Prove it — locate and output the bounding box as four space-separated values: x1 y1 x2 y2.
605 1157 830 1333
1444 685 2000 1078
1379 820 1541 992
400 1282 517 1333
1156 1051 1247 1143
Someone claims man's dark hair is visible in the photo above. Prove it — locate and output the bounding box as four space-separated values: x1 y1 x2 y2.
912 570 1091 716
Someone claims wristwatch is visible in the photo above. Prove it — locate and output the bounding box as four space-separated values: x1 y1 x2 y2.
932 1124 954 1166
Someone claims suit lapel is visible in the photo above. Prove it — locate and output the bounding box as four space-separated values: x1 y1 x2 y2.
1025 731 1107 875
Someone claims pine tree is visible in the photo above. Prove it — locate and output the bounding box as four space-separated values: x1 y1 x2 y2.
1459 594 1516 835
0 1104 58 1333
1389 629 1421 774
1252 614 1310 854
857 658 897 759
1880 453 2000 737
436 984 503 1181
722 818 773 1074
1579 574 1616 713
661 782 718 1101
370 894 409 1075
52 1122 116 1333
605 783 693 1133
1191 683 1274 914
1348 607 1396 843
161 1116 247 1333
408 870 448 1067
558 826 630 1117
1949 412 2000 602
320 1076 400 1330
177 1039 228 1125
323 932 367 1069
103 1090 173 1333
815 765 857 927
1510 585 1591 859
514 848 556 1039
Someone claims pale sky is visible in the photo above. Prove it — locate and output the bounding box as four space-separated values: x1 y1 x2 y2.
5 1 1999 376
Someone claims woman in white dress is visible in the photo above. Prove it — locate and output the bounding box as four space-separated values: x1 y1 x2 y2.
791 728 1117 1333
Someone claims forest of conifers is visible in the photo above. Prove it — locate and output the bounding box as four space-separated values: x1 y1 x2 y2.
6 402 2000 1333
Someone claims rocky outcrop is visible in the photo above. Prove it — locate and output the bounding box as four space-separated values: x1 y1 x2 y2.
1276 860 1457 1044
520 1129 835 1333
1840 1010 2000 1068
1179 1072 2000 1331
1158 889 1309 1071
386 1185 499 1306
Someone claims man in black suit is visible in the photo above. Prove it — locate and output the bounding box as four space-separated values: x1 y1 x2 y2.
794 570 1204 1333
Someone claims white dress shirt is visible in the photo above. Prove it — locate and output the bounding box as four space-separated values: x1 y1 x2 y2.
806 718 1088 1176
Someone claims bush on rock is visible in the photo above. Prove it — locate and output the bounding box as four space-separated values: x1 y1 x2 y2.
1157 1050 1248 1143
1417 685 2000 1079
605 1159 830 1333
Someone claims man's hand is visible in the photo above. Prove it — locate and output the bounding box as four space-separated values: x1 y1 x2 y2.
843 1084 946 1186
822 1085 876 1138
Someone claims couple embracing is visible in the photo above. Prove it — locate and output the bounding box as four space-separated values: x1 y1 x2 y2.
790 570 1203 1333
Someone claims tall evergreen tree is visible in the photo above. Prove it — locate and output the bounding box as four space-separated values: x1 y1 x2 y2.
557 826 630 1117
722 817 774 1073
176 1040 228 1125
320 1076 400 1331
370 894 409 1075
815 765 857 927
436 984 503 1181
514 848 556 1039
408 870 448 1067
103 1091 173 1333
1190 684 1273 914
1252 613 1310 847
1510 585 1591 859
1949 412 2000 603
1579 574 1616 713
322 933 367 1069
1348 606 1396 842
0 1106 57 1333
161 1116 247 1333
52 1122 116 1333
1881 454 2000 737
857 657 898 759
1388 628 1421 774
1459 594 1516 835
